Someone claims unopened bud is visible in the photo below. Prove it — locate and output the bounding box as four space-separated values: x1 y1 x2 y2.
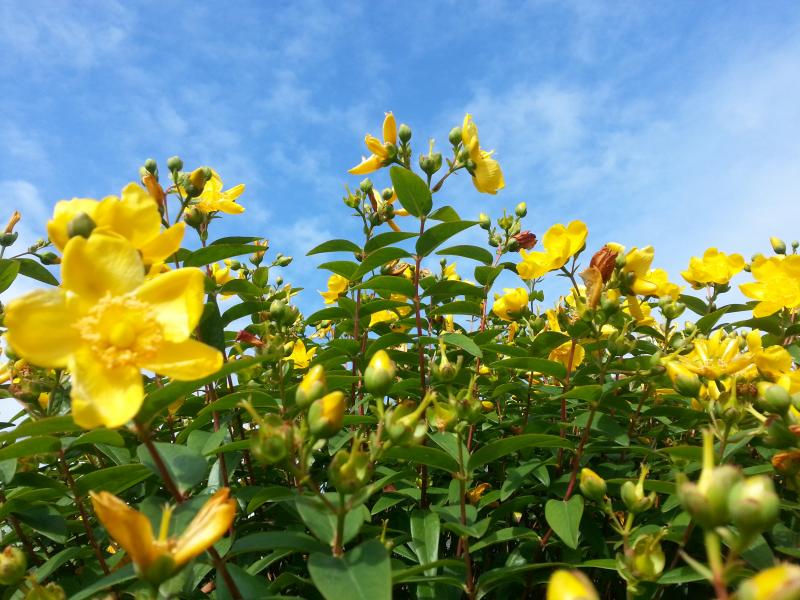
514 202 527 218
629 533 665 581
360 178 373 193
398 124 412 143
296 364 326 408
364 350 396 396
66 212 96 240
269 299 286 322
38 252 60 265
546 570 599 600
144 158 158 174
621 467 656 514
0 546 26 585
184 207 205 228
385 399 429 446
4 211 21 235
763 384 792 414
251 414 292 465
579 468 607 502
589 246 618 283
23 582 66 600
448 126 462 146
478 213 491 230
728 475 780 534
308 391 345 438
457 147 471 164
166 156 183 172
513 231 537 250
186 167 208 197
276 256 293 267
329 448 373 493
738 563 800 600
770 236 787 255
0 232 18 247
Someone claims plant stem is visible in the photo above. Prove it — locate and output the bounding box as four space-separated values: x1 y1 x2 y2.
705 530 729 600
456 430 475 599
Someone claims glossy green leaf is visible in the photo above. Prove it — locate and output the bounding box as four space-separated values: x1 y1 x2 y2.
307 239 362 255
308 539 391 600
544 496 584 549
416 221 478 257
436 244 494 265
184 244 262 267
390 166 431 217
468 434 573 471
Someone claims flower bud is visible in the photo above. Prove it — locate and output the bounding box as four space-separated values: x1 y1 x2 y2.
385 399 429 445
359 178 373 194
728 475 780 534
629 533 665 581
0 232 17 247
621 467 656 514
144 158 158 174
142 172 166 207
513 230 537 250
762 384 792 414
738 563 800 600
66 212 96 240
296 364 326 409
184 167 208 198
4 211 21 235
38 252 60 265
478 212 491 230
166 155 183 172
250 414 293 465
545 569 599 600
184 207 205 228
276 255 293 267
308 391 345 438
457 147 471 164
269 299 286 322
364 350 396 396
448 126 462 146
588 246 617 283
515 202 527 218
579 468 607 502
23 582 66 600
770 236 787 255
0 546 26 585
329 447 373 493
398 124 412 143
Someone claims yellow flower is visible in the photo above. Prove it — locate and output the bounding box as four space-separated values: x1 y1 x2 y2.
47 183 185 265
549 341 584 373
287 340 316 369
320 274 348 305
740 255 800 317
210 261 232 286
622 246 681 298
90 488 236 584
444 262 460 281
546 569 599 600
747 331 800 393
492 287 529 321
466 482 491 505
675 330 753 380
390 293 412 317
443 315 455 332
682 248 745 287
370 309 399 327
194 170 245 215
737 563 800 600
4 234 223 429
517 221 587 280
462 114 505 194
348 112 397 175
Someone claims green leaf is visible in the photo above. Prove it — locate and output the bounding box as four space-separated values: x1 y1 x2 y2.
0 259 20 294
0 415 79 444
219 278 263 297
16 257 59 286
184 244 262 267
390 166 432 217
353 275 415 297
364 231 418 253
136 442 207 493
436 244 494 265
0 436 61 461
295 495 369 546
307 239 362 256
441 333 483 358
308 539 391 600
416 221 478 257
428 205 461 222
69 564 136 600
68 429 125 450
318 260 360 279
468 434 573 471
430 301 483 316
32 546 84 584
75 464 153 496
0 459 15 485
210 236 263 245
409 511 440 575
474 265 504 287
231 531 328 556
470 527 540 552
220 300 269 325
352 247 411 279
545 496 584 549
423 279 485 298
199 299 226 353
306 306 351 323
489 357 567 379
680 294 708 316
14 505 67 543
383 446 459 472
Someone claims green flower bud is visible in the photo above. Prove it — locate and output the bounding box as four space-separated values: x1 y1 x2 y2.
144 158 158 174
398 124 412 143
23 582 66 600
269 299 286 322
478 213 491 230
364 350 396 396
308 391 345 438
728 475 780 534
457 147 471 164
276 255 293 267
385 399 429 446
770 236 787 255
166 156 183 172
448 126 463 146
763 384 792 414
296 364 326 409
579 468 607 502
674 372 702 399
515 202 527 218
763 418 797 449
329 448 373 494
621 466 656 514
184 207 205 228
38 252 60 265
250 414 293 465
630 533 666 581
252 266 269 288
0 232 18 247
0 546 26 585
360 178 373 193
66 212 96 240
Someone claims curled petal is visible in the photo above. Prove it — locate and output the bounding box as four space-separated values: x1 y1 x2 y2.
348 154 383 175
140 339 223 381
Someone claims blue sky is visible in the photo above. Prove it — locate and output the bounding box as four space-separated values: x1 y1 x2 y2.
2 0 800 310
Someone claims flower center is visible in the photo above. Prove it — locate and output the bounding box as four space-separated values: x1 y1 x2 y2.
76 293 163 370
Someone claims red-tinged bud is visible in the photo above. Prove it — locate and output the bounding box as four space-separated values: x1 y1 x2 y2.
4 211 20 235
513 230 538 250
142 172 166 207
590 245 618 283
235 330 264 347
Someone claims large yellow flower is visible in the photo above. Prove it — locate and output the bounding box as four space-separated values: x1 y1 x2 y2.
319 274 349 304
90 488 236 584
348 112 397 175
47 183 185 265
740 255 800 317
492 287 529 321
682 248 745 287
194 170 245 214
517 221 587 280
287 340 316 369
4 234 223 428
674 330 753 380
462 114 505 194
747 331 800 392
622 246 681 298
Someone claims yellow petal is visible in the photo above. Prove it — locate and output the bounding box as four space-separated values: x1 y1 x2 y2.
46 198 99 251
383 112 397 145
94 184 161 248
753 300 782 318
364 134 386 156
173 488 236 567
217 199 245 215
134 268 205 342
70 356 143 428
62 234 145 301
4 290 80 368
139 222 185 265
140 339 223 381
348 154 383 175
90 491 159 571
471 151 505 194
222 183 245 202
